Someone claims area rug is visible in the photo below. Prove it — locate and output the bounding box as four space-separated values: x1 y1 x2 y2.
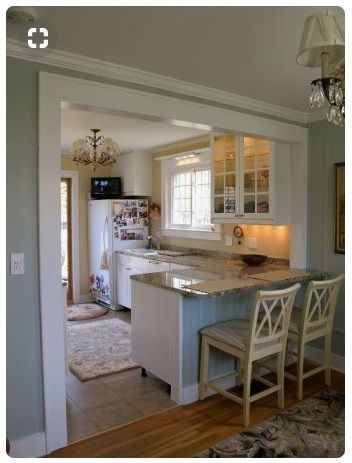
195 389 344 458
67 303 108 321
67 318 138 381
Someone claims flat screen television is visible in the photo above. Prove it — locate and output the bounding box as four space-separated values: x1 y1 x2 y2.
91 177 122 199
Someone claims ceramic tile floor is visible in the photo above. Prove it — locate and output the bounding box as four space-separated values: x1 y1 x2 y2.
66 309 176 443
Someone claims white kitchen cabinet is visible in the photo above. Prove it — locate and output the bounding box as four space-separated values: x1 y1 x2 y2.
211 133 291 225
131 280 182 402
116 262 130 308
117 253 146 308
111 151 152 197
116 254 170 309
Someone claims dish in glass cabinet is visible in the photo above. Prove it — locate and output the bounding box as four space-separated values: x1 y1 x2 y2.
241 254 267 266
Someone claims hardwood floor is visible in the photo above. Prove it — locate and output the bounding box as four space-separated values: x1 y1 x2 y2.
50 367 344 458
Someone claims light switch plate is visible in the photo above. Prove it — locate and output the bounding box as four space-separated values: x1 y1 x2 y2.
225 235 233 247
11 253 25 275
248 238 257 249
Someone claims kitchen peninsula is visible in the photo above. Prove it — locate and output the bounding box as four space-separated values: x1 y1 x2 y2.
123 249 326 405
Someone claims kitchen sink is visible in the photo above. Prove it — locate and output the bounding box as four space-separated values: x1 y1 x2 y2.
130 248 189 257
129 248 158 255
154 250 186 257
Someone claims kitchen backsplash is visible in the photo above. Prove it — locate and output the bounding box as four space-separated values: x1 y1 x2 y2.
150 221 291 260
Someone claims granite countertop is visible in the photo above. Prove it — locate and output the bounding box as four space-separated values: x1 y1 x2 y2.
118 248 287 272
121 249 326 298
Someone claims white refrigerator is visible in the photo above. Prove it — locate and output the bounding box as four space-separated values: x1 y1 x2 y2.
88 198 149 309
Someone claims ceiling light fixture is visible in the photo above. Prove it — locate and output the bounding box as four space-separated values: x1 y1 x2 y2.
72 129 119 170
297 10 345 126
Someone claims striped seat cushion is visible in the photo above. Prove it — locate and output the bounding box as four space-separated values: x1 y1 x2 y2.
258 306 328 335
201 319 279 351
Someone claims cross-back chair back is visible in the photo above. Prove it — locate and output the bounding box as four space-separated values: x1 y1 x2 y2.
248 283 301 359
300 274 344 337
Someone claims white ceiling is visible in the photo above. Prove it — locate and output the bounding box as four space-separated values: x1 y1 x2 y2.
7 6 344 112
61 106 209 153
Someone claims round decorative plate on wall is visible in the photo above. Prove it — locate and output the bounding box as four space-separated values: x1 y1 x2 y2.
233 225 244 238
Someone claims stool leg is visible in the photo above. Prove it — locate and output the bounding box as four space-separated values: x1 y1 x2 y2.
243 360 252 427
296 342 305 401
199 336 209 400
324 333 332 386
277 350 285 409
236 358 243 385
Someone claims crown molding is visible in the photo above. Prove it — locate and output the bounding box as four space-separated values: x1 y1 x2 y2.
7 38 309 125
306 108 328 123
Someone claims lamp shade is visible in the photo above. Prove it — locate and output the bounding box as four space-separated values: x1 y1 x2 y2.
297 10 344 67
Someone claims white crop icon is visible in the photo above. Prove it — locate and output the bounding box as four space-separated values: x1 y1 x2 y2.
28 27 48 49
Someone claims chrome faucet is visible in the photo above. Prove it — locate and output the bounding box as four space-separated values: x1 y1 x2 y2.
147 235 161 250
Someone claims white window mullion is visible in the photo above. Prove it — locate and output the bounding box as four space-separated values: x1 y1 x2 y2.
191 169 196 228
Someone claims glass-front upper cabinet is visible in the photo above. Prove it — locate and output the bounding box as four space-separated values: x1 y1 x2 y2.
213 134 239 216
211 133 274 223
242 137 271 216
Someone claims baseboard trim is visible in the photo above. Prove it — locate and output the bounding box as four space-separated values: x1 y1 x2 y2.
9 432 46 458
78 294 93 303
181 375 236 405
305 345 345 373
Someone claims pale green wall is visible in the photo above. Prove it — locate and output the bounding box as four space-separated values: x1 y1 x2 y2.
7 58 45 441
307 120 345 356
6 55 344 443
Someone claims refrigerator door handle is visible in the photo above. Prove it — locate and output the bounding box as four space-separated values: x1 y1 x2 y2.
100 216 110 270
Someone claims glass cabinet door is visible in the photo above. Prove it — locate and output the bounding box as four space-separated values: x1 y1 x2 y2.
213 134 238 215
243 137 270 215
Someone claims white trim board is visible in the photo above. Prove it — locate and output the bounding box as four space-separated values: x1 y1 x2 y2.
305 345 345 373
9 432 46 458
61 170 80 303
38 71 308 453
6 38 311 125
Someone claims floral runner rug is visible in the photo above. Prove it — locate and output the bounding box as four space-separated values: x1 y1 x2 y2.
195 389 344 458
67 318 138 381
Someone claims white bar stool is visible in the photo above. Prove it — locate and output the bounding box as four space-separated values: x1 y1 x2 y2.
199 283 300 426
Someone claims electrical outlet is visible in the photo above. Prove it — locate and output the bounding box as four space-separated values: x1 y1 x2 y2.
248 238 257 250
11 253 25 275
225 235 233 247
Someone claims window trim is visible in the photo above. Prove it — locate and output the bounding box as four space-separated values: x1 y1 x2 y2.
160 152 221 240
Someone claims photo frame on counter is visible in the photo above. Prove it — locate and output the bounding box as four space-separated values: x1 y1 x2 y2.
335 162 345 254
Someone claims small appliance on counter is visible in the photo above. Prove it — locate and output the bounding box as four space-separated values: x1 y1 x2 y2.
91 177 121 199
88 198 149 309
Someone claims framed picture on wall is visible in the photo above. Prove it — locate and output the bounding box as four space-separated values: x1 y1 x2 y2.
335 162 345 254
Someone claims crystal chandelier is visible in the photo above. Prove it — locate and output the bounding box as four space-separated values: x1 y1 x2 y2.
72 129 119 170
297 10 345 126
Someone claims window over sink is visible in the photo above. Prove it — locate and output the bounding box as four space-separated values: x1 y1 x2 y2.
160 148 221 240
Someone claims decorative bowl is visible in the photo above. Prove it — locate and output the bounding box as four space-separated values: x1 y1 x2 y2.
241 254 267 266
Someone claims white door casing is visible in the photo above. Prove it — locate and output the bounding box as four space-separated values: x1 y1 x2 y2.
39 72 308 453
